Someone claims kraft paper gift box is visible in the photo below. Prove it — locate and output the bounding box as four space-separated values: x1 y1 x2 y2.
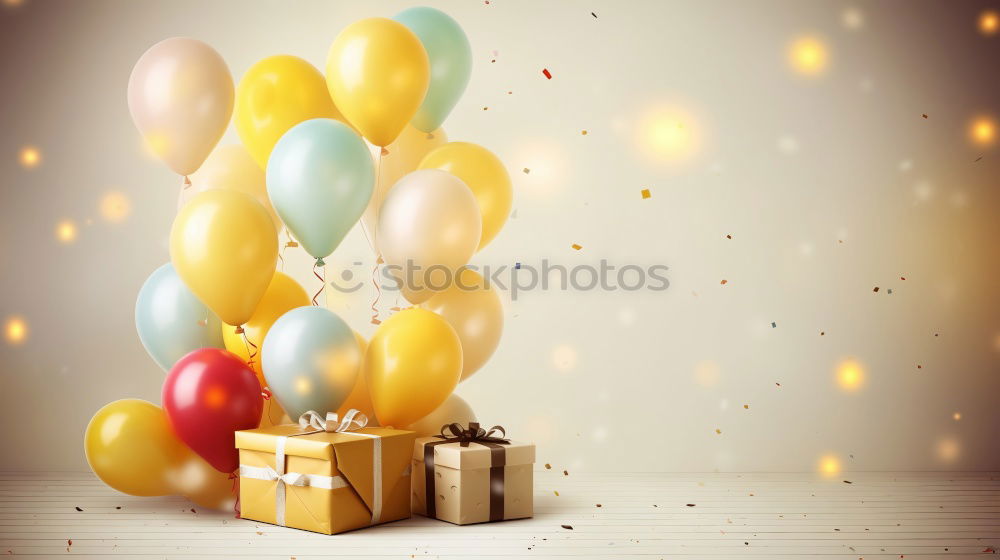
235 411 415 535
411 423 534 525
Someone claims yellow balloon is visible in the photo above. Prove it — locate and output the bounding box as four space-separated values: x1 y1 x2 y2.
406 393 477 437
185 144 281 229
326 18 430 147
167 451 237 511
362 125 447 247
170 189 278 326
222 271 308 379
235 55 346 168
336 331 378 423
419 142 513 250
85 399 190 496
422 268 503 382
365 308 462 427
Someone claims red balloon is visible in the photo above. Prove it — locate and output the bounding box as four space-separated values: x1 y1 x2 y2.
163 348 262 473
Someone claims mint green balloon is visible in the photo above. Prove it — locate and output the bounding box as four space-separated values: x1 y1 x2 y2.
135 263 224 372
267 118 374 262
394 7 472 132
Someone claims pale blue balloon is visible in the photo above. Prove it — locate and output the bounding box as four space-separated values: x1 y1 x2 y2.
135 263 225 372
261 306 360 419
394 7 472 132
266 118 374 262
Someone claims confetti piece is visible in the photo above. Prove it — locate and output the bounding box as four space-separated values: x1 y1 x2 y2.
641 188 651 199
67 540 72 547
873 286 879 293
571 243 582 250
115 506 121 510
725 234 732 239
542 68 552 80
917 364 922 369
900 276 906 280
560 524 573 530
563 470 569 476
887 288 893 294
522 168 530 174
482 106 488 111
285 241 299 248
515 262 521 269
75 507 82 512
775 382 782 387
715 428 722 434
720 279 728 285
843 480 853 484
581 129 587 135
922 114 928 119
743 404 749 409
544 463 551 469
190 508 196 513
591 11 597 18
975 155 983 162
595 503 602 507
686 503 696 507
553 490 559 496
771 322 777 328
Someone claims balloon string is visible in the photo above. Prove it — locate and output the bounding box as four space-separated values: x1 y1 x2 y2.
235 325 257 368
312 258 326 306
370 151 384 325
175 175 191 212
228 471 241 519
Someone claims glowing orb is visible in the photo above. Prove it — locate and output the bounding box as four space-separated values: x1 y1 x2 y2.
19 146 41 169
551 344 577 372
936 437 960 462
979 10 999 35
835 358 865 391
5 316 28 345
818 455 840 477
789 37 828 76
637 106 701 164
970 117 996 146
56 220 78 244
99 191 132 223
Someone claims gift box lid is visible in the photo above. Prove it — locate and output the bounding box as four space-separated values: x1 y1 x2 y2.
413 436 535 470
237 424 415 516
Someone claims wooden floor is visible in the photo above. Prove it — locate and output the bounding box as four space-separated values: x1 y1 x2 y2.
1 471 998 558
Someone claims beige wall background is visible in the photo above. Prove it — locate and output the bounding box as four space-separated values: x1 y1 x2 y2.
1 0 998 473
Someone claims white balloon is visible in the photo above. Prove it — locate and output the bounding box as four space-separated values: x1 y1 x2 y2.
377 169 481 303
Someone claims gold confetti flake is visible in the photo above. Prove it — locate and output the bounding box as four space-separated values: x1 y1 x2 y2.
571 243 582 250
581 130 588 135
715 428 722 435
641 188 651 199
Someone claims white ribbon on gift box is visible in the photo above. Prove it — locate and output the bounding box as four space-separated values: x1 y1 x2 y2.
237 409 383 527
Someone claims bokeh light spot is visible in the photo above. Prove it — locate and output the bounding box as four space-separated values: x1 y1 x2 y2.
979 10 999 36
5 316 28 345
952 412 962 421
835 358 865 391
789 37 828 76
637 106 701 164
100 191 131 223
695 360 720 387
969 117 996 147
19 146 41 169
818 455 841 477
936 437 960 463
56 220 78 244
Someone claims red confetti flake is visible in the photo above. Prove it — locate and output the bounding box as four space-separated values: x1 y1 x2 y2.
720 279 728 285
922 114 928 119
873 286 880 293
917 364 922 369
725 234 732 239
900 276 906 280
542 68 552 79
67 540 72 547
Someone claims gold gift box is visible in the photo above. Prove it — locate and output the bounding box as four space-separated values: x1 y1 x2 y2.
235 423 415 534
411 434 534 525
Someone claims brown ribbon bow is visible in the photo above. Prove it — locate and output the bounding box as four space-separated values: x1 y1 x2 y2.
424 422 510 522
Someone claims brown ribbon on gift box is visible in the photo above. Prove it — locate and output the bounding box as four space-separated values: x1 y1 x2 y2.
423 422 509 521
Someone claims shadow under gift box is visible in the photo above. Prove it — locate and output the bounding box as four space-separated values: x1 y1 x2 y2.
412 436 535 525
235 425 415 534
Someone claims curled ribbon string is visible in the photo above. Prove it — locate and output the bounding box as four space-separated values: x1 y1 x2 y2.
370 151 384 325
227 471 241 519
298 409 369 433
312 258 326 306
234 325 258 368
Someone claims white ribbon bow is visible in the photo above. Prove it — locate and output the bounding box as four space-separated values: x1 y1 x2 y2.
238 409 383 528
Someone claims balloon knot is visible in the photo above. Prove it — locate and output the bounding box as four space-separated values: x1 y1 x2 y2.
315 257 326 267
380 147 390 156
182 175 192 188
234 325 245 335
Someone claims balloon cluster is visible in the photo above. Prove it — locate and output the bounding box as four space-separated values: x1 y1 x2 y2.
85 8 508 511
